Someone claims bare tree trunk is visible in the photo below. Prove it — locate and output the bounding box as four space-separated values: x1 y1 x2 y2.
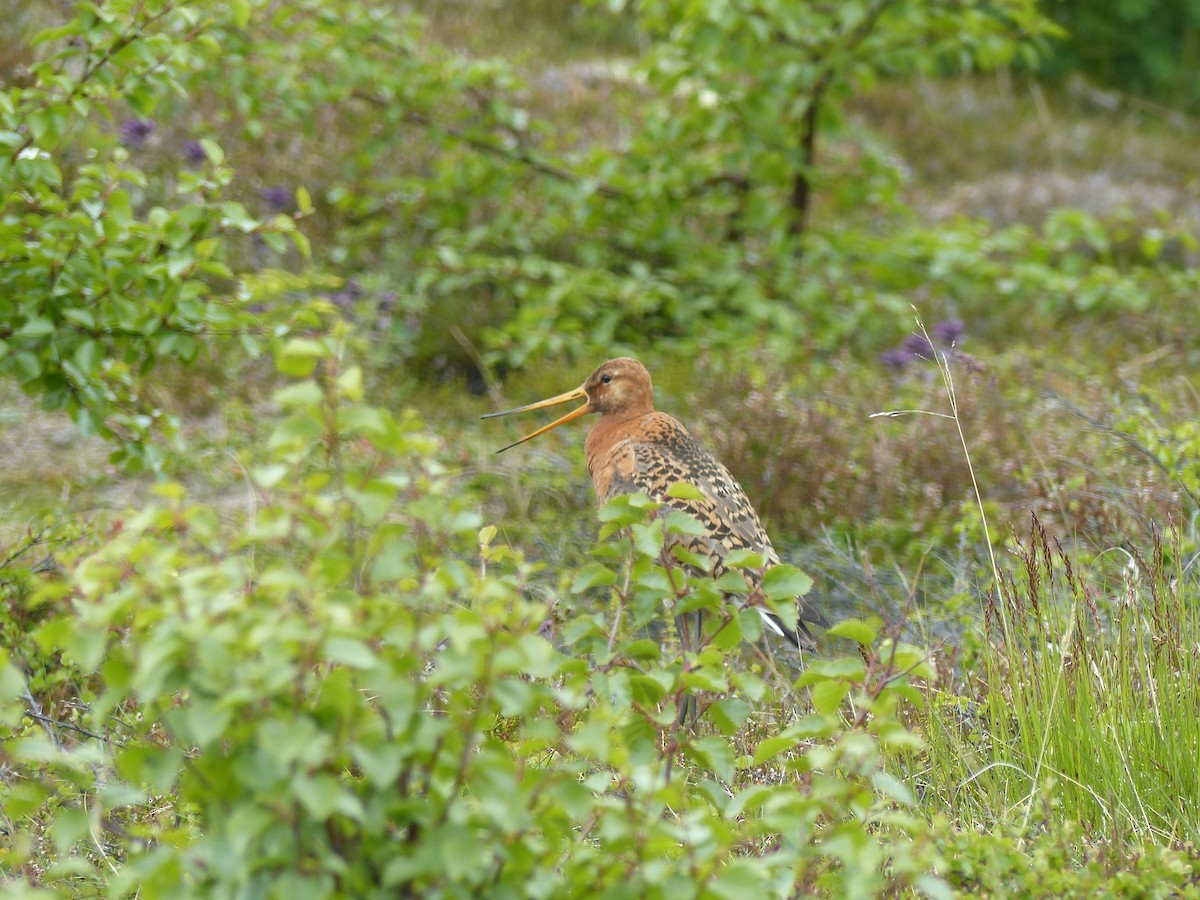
789 97 820 238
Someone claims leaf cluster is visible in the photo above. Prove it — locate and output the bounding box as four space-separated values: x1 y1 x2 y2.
0 345 954 897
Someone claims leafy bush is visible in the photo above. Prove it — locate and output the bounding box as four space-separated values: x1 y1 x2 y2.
7 2 1200 895
1042 0 1200 110
0 0 315 467
0 340 950 896
12 0 1174 409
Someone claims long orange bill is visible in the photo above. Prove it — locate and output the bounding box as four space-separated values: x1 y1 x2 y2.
481 386 591 453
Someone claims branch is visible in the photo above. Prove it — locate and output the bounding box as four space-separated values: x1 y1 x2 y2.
24 708 125 747
351 90 626 200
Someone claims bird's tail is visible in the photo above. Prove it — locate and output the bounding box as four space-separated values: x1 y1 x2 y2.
756 602 827 652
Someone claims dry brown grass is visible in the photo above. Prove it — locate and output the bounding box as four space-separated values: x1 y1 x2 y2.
671 351 1188 558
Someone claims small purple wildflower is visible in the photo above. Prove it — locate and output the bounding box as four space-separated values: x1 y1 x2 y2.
901 333 935 359
182 139 207 166
879 347 911 371
931 319 965 346
258 186 293 212
118 118 155 148
329 278 363 308
378 291 397 313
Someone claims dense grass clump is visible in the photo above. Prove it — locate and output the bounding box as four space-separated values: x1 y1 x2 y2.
928 515 1200 846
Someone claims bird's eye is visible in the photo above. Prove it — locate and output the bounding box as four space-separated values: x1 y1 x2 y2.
601 374 613 384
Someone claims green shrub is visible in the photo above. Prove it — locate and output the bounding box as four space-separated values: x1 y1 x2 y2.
0 338 949 897
0 0 316 468
1042 0 1200 110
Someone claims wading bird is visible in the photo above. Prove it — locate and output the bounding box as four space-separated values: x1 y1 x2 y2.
482 357 826 653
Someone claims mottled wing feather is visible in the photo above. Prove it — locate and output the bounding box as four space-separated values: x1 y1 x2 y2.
597 415 823 648
628 443 777 567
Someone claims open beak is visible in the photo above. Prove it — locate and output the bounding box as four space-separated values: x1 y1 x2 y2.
481 385 591 453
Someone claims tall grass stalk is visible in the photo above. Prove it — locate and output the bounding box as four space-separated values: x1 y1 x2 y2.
981 522 1200 844
879 312 1200 847
883 324 1200 844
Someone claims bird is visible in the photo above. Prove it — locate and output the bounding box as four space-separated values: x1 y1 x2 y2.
482 357 826 653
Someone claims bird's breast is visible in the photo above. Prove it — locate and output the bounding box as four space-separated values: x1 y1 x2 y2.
585 412 692 503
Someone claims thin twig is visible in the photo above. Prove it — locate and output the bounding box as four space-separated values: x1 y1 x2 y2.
351 91 626 199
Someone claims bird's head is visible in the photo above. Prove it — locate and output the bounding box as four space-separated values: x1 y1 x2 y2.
482 358 653 453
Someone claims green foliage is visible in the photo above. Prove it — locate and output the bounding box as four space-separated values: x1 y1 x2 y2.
6 1 1200 895
0 344 950 896
937 819 1200 895
1042 0 1200 110
437 0 1060 368
923 515 1200 848
1 0 314 467
20 0 1052 379
1115 385 1200 504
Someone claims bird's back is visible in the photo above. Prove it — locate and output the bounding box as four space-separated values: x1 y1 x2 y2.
588 412 775 557
586 411 824 648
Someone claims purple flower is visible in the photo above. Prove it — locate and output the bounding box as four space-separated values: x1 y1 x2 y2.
378 291 397 313
258 186 293 212
902 333 935 359
879 347 911 371
118 118 155 148
329 278 363 308
182 139 207 165
931 319 965 346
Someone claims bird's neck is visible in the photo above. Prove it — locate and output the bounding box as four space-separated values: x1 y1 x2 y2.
584 408 652 478
586 406 651 445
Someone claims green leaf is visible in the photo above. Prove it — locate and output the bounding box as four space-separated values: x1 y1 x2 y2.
166 250 194 278
338 405 390 440
664 510 706 536
273 381 323 408
885 641 934 678
871 770 915 805
620 639 661 660
598 492 660 524
828 618 878 645
293 773 344 820
915 876 955 900
762 564 813 600
572 562 616 592
15 318 54 338
219 201 258 232
732 670 766 702
268 413 323 450
722 549 765 569
323 636 378 670
709 697 750 735
631 521 663 557
200 138 224 165
275 338 329 377
810 679 849 714
687 735 736 783
795 656 867 687
73 339 101 374
666 480 704 500
751 718 826 765
682 666 728 692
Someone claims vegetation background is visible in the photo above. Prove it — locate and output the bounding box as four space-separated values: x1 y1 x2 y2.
2 0 1200 895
